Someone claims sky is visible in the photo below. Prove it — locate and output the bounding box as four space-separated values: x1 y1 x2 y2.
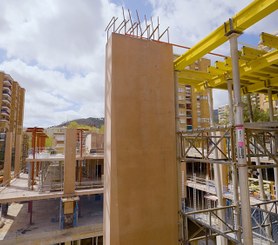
0 0 277 127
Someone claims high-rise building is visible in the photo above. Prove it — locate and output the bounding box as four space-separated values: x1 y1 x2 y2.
177 58 210 131
218 104 230 124
0 71 25 183
0 71 25 134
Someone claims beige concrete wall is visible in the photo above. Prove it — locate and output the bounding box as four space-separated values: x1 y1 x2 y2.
14 134 22 177
64 128 77 195
104 33 178 245
3 132 13 185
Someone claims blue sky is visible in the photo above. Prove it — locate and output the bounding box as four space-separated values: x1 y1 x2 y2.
0 0 277 127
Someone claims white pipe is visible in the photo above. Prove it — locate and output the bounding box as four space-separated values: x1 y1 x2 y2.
229 33 253 245
227 79 241 241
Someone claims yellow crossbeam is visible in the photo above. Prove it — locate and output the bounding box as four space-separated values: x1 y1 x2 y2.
241 46 266 59
261 32 278 49
215 61 231 72
178 70 212 81
208 66 226 76
197 49 278 90
174 0 278 70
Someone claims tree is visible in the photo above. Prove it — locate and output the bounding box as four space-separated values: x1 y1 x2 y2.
45 136 54 148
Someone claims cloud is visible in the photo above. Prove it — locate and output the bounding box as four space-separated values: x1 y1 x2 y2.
148 0 278 108
0 0 276 128
0 0 123 127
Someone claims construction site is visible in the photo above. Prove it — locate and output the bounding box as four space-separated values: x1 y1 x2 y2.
0 0 278 244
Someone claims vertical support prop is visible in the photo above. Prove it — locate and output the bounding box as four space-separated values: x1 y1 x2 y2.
229 33 253 245
227 79 241 241
268 88 278 199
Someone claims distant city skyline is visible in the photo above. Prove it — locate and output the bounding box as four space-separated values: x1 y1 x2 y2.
0 0 277 127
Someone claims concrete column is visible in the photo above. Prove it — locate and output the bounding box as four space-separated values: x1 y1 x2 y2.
3 132 13 186
64 128 77 195
14 134 22 178
104 33 178 245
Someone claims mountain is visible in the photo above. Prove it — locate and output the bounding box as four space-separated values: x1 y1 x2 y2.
56 117 104 128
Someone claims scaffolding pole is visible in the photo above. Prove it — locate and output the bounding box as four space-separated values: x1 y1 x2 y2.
227 79 241 241
207 88 227 245
268 88 278 199
229 33 253 245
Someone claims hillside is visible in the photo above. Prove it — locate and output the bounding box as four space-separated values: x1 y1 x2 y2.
56 117 104 128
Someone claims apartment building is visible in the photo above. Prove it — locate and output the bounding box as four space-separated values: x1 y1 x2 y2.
0 72 25 183
218 104 230 124
177 58 210 131
0 71 25 134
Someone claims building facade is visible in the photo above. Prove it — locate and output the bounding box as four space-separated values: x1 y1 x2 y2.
0 72 25 182
177 58 210 131
0 71 25 134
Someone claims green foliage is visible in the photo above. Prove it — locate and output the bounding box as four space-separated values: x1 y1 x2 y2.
220 96 271 125
45 136 54 147
67 121 103 133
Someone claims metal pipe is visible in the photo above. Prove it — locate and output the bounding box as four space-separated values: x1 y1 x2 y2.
227 79 234 125
268 88 278 199
227 79 241 241
207 88 226 245
229 33 253 245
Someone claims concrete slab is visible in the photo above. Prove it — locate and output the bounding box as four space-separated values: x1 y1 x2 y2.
0 196 103 244
0 174 103 203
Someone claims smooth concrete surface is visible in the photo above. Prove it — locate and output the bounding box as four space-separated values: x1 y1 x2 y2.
3 132 13 185
64 129 77 195
104 33 178 245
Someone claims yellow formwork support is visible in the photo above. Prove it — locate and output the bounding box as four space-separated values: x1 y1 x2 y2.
215 61 231 72
261 32 278 49
179 69 212 81
241 46 266 59
174 0 278 70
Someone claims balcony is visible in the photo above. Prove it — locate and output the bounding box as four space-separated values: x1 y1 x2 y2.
1 98 11 106
2 106 10 113
3 86 12 94
2 91 12 101
1 109 10 117
3 79 12 86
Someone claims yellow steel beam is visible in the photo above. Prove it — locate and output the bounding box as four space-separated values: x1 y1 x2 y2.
244 77 278 93
215 61 231 72
261 32 278 49
178 70 212 81
198 49 278 89
178 78 202 87
208 66 226 76
174 0 278 70
240 49 278 75
241 46 266 59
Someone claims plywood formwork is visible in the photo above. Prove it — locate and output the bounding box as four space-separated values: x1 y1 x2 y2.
104 33 178 245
